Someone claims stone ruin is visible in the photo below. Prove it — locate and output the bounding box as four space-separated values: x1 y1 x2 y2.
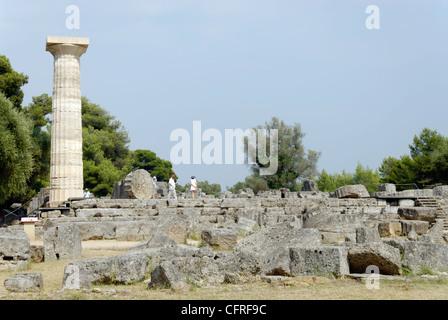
2 178 448 292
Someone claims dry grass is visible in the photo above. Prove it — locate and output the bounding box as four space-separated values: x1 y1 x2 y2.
1 241 448 300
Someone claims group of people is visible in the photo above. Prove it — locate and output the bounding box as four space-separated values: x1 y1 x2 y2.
152 174 198 199
85 174 198 200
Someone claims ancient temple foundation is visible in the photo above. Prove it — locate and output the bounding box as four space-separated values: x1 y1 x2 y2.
46 36 89 206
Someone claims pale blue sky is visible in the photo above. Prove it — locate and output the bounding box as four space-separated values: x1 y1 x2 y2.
1 0 447 189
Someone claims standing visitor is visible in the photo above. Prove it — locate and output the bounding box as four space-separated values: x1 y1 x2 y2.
152 176 158 199
168 174 177 199
190 176 198 199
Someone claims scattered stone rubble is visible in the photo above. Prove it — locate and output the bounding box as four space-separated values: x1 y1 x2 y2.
2 181 448 292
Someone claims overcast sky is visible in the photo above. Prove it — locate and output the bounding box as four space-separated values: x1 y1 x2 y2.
1 0 447 189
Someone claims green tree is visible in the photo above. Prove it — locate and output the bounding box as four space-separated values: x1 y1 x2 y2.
23 94 53 193
316 164 379 193
227 181 250 193
228 175 269 194
247 117 320 191
131 149 175 182
428 142 448 184
23 94 52 127
81 97 133 196
378 155 417 185
353 163 381 193
197 180 221 197
0 93 34 205
316 169 354 192
316 169 337 192
0 54 29 111
409 128 448 185
379 128 448 186
20 94 136 197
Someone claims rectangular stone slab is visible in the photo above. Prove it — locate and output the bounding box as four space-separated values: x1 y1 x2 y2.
46 36 89 48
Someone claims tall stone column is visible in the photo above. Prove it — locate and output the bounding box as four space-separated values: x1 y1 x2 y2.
46 36 89 206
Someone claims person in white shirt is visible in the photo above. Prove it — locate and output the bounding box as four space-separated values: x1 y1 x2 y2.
190 176 198 199
83 188 92 198
168 174 177 199
152 176 158 199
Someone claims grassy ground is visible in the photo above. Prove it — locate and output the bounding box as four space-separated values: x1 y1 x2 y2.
1 241 448 300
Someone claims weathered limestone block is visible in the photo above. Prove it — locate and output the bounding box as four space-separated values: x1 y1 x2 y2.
334 185 370 199
398 207 438 222
303 211 365 243
260 198 288 207
237 188 255 198
426 219 446 244
123 169 155 199
399 199 415 207
178 208 203 216
433 185 448 198
289 246 350 277
234 222 320 255
234 217 258 235
356 227 381 243
167 215 197 242
76 221 118 240
337 198 378 207
44 223 82 261
202 199 223 207
407 230 419 241
394 189 433 198
378 220 402 238
380 207 400 217
234 207 265 225
4 272 43 292
30 245 45 263
114 221 156 241
176 199 204 207
148 247 261 288
158 207 178 215
129 232 176 251
265 207 285 216
402 242 448 274
62 254 148 290
148 260 188 291
234 222 321 276
149 249 236 289
347 243 402 275
401 220 429 235
257 189 282 198
0 229 30 271
41 210 62 219
221 198 261 208
201 207 222 216
201 228 238 250
381 238 409 255
76 208 157 218
284 205 307 215
378 183 396 194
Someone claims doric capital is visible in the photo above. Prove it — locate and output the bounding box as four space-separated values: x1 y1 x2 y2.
46 36 89 57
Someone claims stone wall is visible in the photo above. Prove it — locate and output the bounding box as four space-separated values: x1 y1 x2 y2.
32 189 445 244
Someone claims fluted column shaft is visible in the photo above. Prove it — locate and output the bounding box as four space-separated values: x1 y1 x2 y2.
46 37 89 205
